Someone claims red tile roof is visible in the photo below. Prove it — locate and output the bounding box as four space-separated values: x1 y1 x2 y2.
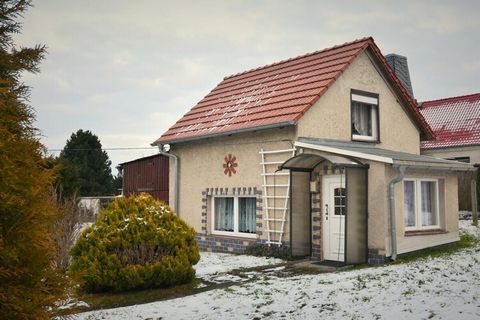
154 37 434 144
420 93 480 149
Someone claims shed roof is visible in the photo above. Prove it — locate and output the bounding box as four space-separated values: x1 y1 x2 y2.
420 93 480 150
118 153 165 167
154 37 434 145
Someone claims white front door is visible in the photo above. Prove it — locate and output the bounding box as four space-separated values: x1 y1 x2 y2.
322 175 346 262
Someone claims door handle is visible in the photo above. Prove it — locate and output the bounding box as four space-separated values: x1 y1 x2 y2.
325 204 328 220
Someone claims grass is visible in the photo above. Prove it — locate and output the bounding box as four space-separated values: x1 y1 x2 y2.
58 278 203 316
392 233 478 264
344 233 478 271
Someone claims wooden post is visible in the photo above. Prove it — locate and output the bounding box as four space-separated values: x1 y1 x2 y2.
472 179 478 227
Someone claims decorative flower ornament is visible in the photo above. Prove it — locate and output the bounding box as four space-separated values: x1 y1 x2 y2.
223 154 238 177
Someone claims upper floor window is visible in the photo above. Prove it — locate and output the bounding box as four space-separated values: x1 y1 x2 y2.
351 90 379 142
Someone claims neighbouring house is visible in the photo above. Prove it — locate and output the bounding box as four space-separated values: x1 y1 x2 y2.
419 93 480 209
118 154 169 203
153 37 474 265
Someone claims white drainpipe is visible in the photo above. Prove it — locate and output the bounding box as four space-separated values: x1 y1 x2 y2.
158 147 179 215
388 165 406 260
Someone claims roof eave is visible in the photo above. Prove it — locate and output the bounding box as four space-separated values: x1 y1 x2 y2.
152 121 296 145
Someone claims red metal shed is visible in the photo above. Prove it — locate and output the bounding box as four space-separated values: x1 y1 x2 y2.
118 154 169 203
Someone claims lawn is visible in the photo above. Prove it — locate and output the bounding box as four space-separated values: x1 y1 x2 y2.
74 221 480 319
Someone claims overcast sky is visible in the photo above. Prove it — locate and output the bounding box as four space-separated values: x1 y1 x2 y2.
15 0 480 174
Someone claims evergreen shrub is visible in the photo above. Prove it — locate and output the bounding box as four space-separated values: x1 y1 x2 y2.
70 194 200 292
245 243 292 260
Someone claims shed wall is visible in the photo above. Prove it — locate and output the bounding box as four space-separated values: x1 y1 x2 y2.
122 155 169 203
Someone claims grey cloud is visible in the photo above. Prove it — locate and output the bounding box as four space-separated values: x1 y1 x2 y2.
14 0 480 173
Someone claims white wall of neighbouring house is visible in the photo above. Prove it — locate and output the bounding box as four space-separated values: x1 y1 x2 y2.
421 146 480 165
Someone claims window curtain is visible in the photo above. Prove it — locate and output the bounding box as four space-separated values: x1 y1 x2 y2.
352 102 372 136
421 181 436 226
239 198 256 233
215 197 234 231
404 181 415 227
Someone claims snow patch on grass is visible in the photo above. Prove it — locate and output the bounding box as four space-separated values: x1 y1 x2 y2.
195 252 283 282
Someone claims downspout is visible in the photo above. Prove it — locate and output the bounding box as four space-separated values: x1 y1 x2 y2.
388 165 406 260
158 147 179 216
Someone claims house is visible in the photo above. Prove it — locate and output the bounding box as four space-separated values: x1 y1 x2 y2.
419 93 480 164
118 154 169 203
419 93 480 209
153 37 473 265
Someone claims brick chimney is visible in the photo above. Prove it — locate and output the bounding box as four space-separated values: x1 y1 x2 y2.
385 54 414 99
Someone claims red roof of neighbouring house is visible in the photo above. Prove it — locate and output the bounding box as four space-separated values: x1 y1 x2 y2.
154 37 434 144
420 93 480 149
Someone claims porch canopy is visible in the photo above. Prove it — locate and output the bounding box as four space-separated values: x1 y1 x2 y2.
292 137 475 172
279 150 363 171
279 140 369 265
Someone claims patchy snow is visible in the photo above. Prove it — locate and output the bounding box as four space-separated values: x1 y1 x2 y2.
76 222 480 320
56 297 89 310
195 252 282 282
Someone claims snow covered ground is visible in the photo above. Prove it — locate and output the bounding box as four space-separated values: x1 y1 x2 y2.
76 222 480 320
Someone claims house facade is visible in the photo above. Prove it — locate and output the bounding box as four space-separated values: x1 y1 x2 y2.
153 38 473 265
420 93 480 164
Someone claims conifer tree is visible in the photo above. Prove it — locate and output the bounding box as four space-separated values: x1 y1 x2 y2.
0 1 65 318
60 129 114 196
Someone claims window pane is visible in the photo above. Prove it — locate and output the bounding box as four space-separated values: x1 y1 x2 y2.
215 197 234 232
421 181 437 226
352 102 372 136
239 198 256 234
334 187 346 215
404 181 415 227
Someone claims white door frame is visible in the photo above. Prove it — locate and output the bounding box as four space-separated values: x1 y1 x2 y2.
322 174 346 262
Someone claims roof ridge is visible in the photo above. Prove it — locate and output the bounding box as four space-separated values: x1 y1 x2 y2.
223 37 373 80
422 92 480 105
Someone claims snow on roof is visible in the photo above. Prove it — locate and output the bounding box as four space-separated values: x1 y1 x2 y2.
154 37 433 145
420 93 480 149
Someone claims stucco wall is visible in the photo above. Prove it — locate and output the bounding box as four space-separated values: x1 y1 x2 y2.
421 146 480 165
297 52 421 154
389 168 459 256
169 127 296 241
365 161 388 251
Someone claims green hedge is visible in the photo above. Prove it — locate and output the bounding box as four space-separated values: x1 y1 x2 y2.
70 194 200 293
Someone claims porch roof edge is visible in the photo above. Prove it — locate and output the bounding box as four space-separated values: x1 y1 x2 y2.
294 141 394 164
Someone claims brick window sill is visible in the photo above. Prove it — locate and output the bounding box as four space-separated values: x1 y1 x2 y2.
404 229 447 237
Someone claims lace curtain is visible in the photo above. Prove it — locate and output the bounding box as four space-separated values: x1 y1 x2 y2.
239 198 256 233
404 181 415 227
215 197 234 231
352 102 372 136
421 181 435 226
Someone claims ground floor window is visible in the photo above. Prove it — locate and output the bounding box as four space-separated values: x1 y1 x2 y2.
404 179 440 230
213 196 256 237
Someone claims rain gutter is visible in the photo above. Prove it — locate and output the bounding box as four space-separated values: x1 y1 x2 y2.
158 148 180 215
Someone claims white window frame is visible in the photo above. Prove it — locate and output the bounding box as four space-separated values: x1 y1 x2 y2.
404 178 441 231
211 195 257 238
351 93 379 142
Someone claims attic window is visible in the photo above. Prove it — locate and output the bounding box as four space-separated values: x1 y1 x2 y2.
351 90 379 142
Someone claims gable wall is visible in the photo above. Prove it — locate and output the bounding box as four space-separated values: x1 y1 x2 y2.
296 52 421 154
